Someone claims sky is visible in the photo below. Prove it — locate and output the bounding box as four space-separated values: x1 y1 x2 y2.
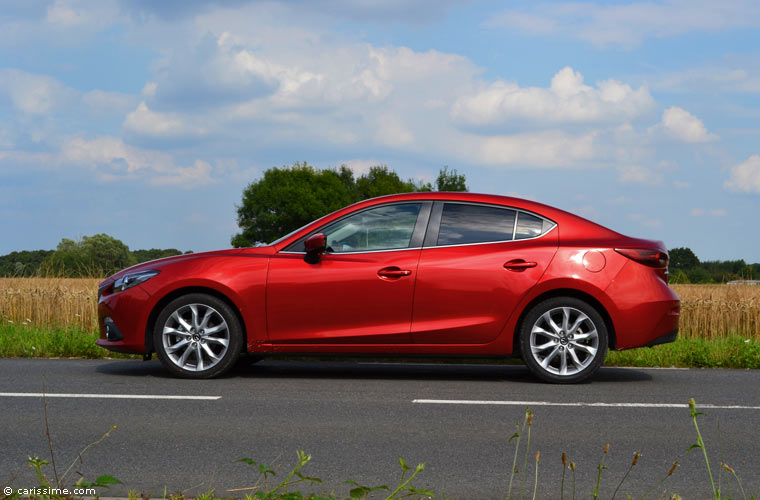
0 0 759 261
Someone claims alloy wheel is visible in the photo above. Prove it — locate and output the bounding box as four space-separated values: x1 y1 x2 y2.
529 306 600 377
161 303 230 372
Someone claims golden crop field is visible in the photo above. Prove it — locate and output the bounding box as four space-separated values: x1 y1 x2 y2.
0 278 758 339
0 277 100 331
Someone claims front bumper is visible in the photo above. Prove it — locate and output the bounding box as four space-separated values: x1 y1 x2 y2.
96 285 153 354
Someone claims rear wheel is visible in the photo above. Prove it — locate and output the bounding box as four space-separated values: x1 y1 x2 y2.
520 297 608 383
153 293 243 378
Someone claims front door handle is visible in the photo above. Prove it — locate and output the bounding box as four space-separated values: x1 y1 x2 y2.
504 259 537 271
377 266 413 279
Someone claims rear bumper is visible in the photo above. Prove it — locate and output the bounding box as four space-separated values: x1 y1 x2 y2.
646 328 678 347
605 260 681 349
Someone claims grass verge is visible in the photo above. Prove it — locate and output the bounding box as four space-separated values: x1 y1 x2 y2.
606 336 760 369
0 323 136 359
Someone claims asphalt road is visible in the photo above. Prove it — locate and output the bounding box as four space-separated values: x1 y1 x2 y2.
1 358 759 499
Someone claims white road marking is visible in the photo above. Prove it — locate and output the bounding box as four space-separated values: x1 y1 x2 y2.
412 399 760 410
0 392 220 400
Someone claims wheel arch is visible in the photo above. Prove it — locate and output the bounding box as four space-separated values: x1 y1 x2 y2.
512 287 617 356
145 286 248 354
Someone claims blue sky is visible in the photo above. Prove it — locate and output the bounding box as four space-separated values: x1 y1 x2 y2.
1 0 759 261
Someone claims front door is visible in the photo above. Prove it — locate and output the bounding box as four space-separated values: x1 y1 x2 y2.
266 202 426 345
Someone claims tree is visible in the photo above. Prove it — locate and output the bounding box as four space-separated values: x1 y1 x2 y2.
42 234 132 277
668 247 700 271
232 162 470 247
132 248 184 264
355 165 417 199
232 162 357 247
435 166 468 192
0 250 54 276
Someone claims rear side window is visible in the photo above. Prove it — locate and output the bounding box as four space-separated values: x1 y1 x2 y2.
515 212 542 239
437 203 516 245
514 212 556 240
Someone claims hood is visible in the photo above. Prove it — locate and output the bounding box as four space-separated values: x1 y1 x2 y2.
99 247 270 286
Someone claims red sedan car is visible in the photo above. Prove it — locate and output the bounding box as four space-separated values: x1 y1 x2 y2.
96 192 679 383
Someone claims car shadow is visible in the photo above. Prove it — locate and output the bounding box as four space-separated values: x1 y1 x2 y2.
234 359 653 384
94 358 653 383
95 359 174 378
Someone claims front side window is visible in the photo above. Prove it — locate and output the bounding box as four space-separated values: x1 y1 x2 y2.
437 203 516 246
321 203 421 253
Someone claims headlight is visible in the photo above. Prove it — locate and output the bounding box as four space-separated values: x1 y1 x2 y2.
113 270 160 293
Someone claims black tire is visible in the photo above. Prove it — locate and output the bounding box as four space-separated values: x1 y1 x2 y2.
519 297 608 384
153 293 243 379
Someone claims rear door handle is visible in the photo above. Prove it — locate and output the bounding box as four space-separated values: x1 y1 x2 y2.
504 259 537 271
377 266 413 279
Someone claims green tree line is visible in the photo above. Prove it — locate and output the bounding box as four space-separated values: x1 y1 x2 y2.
0 235 186 278
668 247 760 284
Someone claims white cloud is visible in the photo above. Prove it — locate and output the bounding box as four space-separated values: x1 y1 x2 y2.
451 67 655 127
375 114 414 147
725 154 760 193
0 68 77 114
0 68 137 118
464 130 598 167
57 136 216 187
123 102 207 138
618 165 665 185
487 0 760 47
673 180 691 189
658 106 718 143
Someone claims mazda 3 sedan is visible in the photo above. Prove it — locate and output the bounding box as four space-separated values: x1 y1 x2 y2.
96 192 680 383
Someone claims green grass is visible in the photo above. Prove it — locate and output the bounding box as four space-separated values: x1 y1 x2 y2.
0 323 136 359
606 336 760 369
1 324 758 369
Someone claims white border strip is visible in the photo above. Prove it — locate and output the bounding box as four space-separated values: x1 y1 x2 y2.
0 392 220 400
412 399 760 410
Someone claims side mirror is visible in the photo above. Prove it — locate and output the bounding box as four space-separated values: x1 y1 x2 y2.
304 233 326 264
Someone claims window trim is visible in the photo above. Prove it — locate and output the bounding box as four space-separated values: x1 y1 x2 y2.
423 201 557 249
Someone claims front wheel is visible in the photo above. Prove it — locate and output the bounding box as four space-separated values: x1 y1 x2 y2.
153 293 243 378
519 297 608 383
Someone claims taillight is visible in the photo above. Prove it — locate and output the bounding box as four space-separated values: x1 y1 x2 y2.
614 248 669 268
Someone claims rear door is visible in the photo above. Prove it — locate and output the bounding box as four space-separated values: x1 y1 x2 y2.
411 202 558 344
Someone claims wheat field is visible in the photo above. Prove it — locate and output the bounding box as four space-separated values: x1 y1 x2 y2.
0 278 758 339
0 277 101 331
